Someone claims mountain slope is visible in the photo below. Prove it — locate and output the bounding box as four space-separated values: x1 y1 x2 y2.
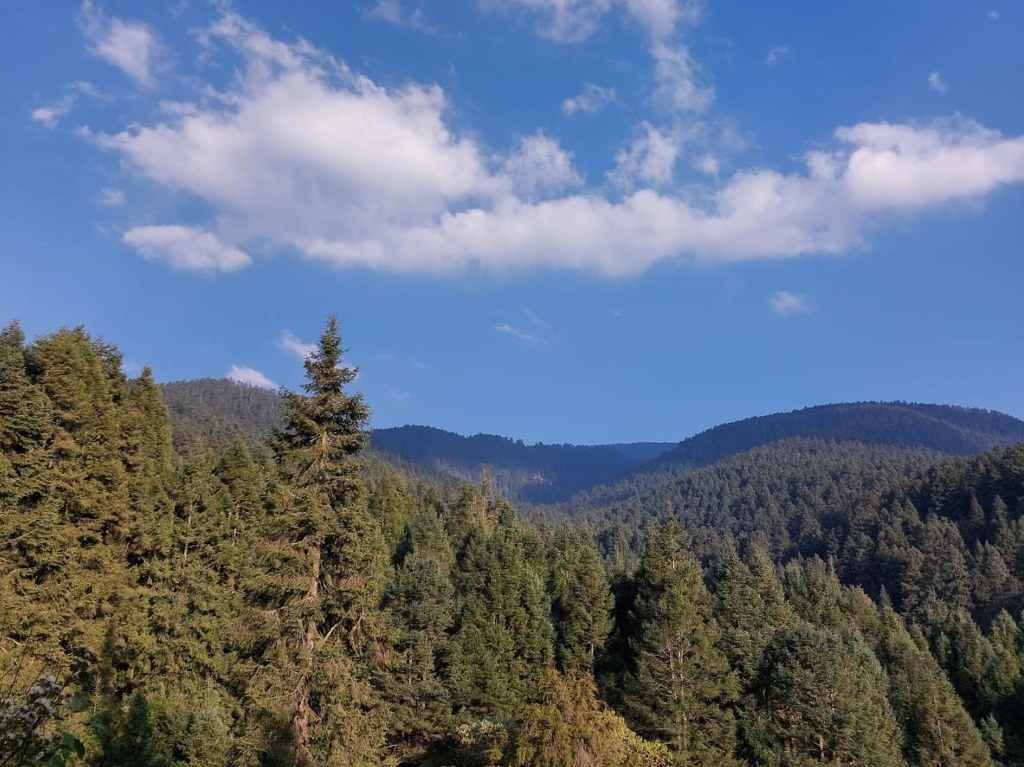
369 424 674 502
651 402 1024 471
158 379 674 500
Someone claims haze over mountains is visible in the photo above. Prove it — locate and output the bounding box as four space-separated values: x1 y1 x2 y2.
161 378 1024 503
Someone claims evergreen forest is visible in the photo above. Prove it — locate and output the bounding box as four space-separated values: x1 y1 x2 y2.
4 317 1024 767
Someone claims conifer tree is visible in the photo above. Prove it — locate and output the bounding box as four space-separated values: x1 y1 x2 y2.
713 545 793 686
623 520 740 766
753 623 906 767
873 607 993 767
550 527 614 674
447 511 554 718
246 316 389 766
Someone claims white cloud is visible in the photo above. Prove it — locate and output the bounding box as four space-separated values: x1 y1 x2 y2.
480 0 615 43
695 153 719 176
278 331 318 361
834 118 1024 209
621 0 701 40
482 0 699 42
609 122 683 190
92 13 1024 278
651 42 714 113
123 225 252 272
766 45 791 65
769 290 812 316
928 71 947 94
367 0 438 32
31 81 107 128
226 365 277 389
98 187 125 207
503 132 583 198
496 323 542 344
79 0 163 87
484 2 710 118
988 9 1000 21
31 96 76 129
562 83 616 115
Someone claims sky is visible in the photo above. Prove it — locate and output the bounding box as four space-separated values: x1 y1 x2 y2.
2 0 1023 444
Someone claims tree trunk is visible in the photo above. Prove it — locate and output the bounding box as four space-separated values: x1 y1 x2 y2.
292 542 321 766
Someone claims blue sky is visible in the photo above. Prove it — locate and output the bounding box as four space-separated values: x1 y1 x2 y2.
3 0 1022 443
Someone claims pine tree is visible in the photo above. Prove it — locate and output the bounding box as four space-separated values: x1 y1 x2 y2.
873 607 993 767
506 669 672 767
549 527 614 674
447 510 554 719
753 623 906 767
623 520 740 766
245 316 389 766
713 544 793 686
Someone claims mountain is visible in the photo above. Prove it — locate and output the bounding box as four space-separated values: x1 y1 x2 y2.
160 381 1024 503
651 402 1024 471
160 377 283 454
369 425 675 502
159 379 674 500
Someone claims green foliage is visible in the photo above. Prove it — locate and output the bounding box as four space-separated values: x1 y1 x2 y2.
623 520 740 765
750 624 906 767
5 318 1024 766
549 527 614 674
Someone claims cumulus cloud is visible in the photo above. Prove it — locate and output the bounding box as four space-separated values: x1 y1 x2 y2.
79 0 163 87
278 331 317 361
608 122 683 189
226 365 277 389
123 225 251 272
503 133 583 198
769 290 812 316
562 83 616 115
93 12 1024 278
928 71 947 94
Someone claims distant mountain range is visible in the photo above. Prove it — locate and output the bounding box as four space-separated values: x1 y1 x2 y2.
370 425 674 502
160 378 1024 502
652 402 1024 469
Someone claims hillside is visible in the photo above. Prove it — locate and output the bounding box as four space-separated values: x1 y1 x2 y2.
159 379 674 501
651 401 1024 470
369 425 675 502
161 381 1024 506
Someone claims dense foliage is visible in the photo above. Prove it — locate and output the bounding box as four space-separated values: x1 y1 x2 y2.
3 318 1024 766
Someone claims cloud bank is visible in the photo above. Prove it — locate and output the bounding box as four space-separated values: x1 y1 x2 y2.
86 8 1024 278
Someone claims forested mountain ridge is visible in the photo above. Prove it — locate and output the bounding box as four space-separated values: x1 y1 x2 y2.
652 401 1024 471
161 378 1024 504
160 379 674 501
8 320 1024 766
369 425 674 502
